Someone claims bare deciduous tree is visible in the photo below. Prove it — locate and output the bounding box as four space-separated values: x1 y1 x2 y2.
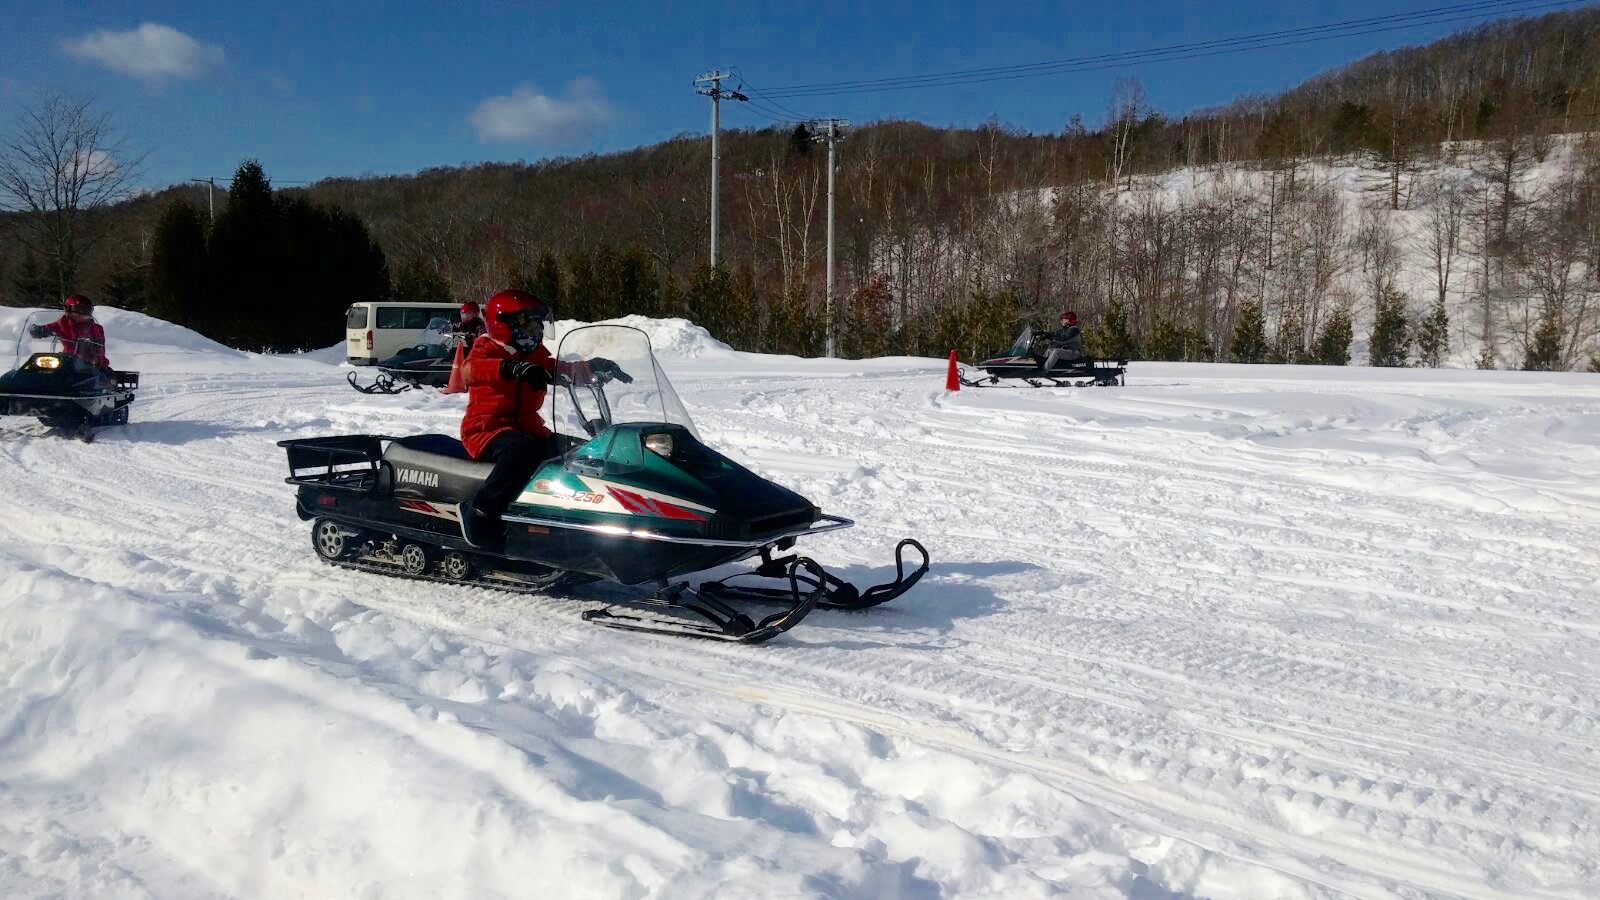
1106 78 1148 193
0 90 145 296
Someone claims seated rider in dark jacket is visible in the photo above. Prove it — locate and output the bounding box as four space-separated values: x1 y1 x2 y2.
453 301 488 348
1040 310 1084 370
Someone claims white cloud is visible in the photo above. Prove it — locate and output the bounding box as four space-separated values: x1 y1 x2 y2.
468 78 615 145
63 23 223 83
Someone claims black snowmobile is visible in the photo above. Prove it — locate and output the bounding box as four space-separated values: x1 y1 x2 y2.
960 326 1126 388
0 312 138 442
283 324 928 644
348 318 466 394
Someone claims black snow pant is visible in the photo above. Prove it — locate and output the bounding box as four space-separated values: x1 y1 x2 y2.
472 430 556 521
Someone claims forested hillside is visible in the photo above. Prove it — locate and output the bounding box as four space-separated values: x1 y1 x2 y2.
3 7 1598 365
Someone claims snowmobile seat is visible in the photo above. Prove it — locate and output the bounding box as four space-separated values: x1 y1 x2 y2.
383 434 495 502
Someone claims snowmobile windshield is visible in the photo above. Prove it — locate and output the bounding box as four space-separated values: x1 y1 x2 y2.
547 324 697 439
11 310 63 365
1007 326 1035 357
418 318 453 351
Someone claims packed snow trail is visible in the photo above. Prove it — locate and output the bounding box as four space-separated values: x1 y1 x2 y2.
2 311 1598 898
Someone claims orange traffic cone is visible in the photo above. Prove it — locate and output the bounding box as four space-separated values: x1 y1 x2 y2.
441 342 467 394
945 350 960 391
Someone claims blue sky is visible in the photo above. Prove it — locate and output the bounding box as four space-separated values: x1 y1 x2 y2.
0 1 1564 189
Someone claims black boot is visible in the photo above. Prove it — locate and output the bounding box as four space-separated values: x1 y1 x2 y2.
459 501 505 551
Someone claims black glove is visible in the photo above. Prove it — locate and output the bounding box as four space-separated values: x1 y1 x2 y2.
589 357 633 383
499 359 550 388
29 324 49 338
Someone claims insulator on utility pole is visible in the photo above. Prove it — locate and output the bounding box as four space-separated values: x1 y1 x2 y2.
813 118 850 358
693 70 745 268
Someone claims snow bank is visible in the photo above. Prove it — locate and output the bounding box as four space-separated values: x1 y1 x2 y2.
548 315 736 360
0 307 334 375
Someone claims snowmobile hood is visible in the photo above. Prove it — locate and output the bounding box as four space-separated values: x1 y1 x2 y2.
513 423 817 541
0 354 87 394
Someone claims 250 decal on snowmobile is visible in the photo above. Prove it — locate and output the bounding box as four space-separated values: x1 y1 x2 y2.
281 324 928 644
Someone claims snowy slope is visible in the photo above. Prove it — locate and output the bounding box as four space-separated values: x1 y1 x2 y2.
2 314 1599 898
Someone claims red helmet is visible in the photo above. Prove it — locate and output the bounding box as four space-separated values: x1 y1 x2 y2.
484 289 550 351
460 301 480 316
65 294 95 315
1060 310 1078 326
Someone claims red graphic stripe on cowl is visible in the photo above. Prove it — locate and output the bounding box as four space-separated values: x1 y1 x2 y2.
607 487 707 521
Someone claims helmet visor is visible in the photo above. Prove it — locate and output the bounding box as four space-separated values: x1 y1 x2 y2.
501 306 548 350
501 307 549 330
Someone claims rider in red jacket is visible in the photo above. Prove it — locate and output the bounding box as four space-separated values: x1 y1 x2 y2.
30 295 110 369
458 289 623 549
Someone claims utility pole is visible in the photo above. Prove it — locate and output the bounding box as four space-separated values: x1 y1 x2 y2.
693 70 746 268
813 118 849 357
188 177 215 224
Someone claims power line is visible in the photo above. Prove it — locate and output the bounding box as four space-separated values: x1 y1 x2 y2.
759 0 1589 97
761 0 1537 94
729 67 819 122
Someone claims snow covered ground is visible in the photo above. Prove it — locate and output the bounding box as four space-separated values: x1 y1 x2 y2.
2 309 1598 898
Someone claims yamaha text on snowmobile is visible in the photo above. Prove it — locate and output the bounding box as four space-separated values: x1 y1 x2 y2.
282 324 928 643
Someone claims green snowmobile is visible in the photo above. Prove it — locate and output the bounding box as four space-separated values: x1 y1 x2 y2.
281 324 927 643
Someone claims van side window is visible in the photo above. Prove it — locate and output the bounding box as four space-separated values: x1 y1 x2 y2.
375 307 404 329
404 308 432 329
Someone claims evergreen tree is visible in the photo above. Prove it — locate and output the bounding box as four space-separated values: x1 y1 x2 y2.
589 244 622 321
101 254 147 312
1315 307 1353 365
1229 300 1268 363
392 256 450 304
683 264 734 340
1587 353 1600 374
764 284 820 356
209 160 278 346
1099 297 1137 359
12 252 60 308
932 300 967 361
1416 295 1450 368
789 124 812 157
532 252 564 314
659 270 686 320
1523 310 1563 371
148 199 209 327
964 282 1016 362
565 252 596 322
725 264 760 349
1369 288 1412 366
845 274 895 359
1146 318 1184 361
195 160 387 350
616 247 657 318
1476 345 1498 369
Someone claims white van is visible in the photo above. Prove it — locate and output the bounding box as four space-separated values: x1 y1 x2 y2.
345 302 462 365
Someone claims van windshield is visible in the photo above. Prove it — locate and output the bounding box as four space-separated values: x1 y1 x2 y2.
345 306 368 329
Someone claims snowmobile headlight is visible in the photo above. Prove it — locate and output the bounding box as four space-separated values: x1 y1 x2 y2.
644 433 674 458
36 355 61 370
